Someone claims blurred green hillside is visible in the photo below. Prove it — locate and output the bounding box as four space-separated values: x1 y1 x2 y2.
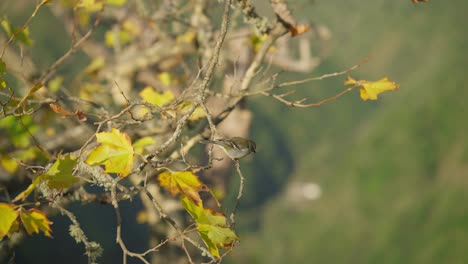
229 1 468 263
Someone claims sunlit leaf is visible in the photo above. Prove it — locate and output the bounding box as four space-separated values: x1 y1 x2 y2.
176 30 197 44
181 196 238 258
43 154 78 189
289 23 310 37
198 224 237 249
20 208 52 237
0 116 38 147
180 103 205 121
47 76 63 92
139 86 175 106
85 56 105 76
86 128 134 177
158 171 203 205
76 0 103 12
107 0 127 6
0 156 18 173
1 18 33 46
0 203 18 240
157 72 172 86
12 176 44 202
345 76 400 101
132 137 155 155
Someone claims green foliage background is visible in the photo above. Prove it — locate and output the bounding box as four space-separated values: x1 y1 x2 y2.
3 0 468 263
229 1 468 263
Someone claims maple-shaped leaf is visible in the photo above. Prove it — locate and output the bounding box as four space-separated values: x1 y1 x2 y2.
158 171 203 205
0 203 19 240
86 128 134 177
12 155 78 202
139 86 175 106
20 208 52 237
345 76 400 101
181 196 238 257
43 154 78 189
198 224 238 249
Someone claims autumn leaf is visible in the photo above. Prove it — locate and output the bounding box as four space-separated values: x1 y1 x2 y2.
43 154 78 189
20 208 52 237
1 18 33 46
289 24 310 37
157 72 173 86
12 176 44 202
86 128 134 177
158 171 203 205
0 203 19 240
345 76 400 101
181 196 238 257
132 137 155 155
12 155 78 202
139 87 175 106
412 0 428 3
49 103 74 116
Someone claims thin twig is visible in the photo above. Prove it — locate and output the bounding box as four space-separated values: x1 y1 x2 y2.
230 161 244 228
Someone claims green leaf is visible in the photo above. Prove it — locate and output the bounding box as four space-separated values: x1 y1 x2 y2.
85 128 134 177
0 116 38 148
198 224 238 253
20 208 52 237
0 203 18 240
0 59 5 75
181 196 238 258
43 154 78 189
1 18 33 46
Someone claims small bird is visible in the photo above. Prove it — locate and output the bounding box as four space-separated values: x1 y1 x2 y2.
200 137 257 160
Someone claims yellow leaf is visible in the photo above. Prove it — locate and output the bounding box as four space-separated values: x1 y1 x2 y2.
0 156 18 173
132 137 155 155
157 72 172 86
85 56 105 75
107 0 127 6
0 203 18 240
345 76 400 101
139 86 175 106
76 0 103 12
85 128 134 177
181 196 238 258
122 20 141 35
176 30 197 44
180 104 205 121
47 76 64 92
158 171 203 205
12 176 44 202
20 208 52 237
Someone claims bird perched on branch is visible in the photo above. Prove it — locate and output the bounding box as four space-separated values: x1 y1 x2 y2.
200 137 256 160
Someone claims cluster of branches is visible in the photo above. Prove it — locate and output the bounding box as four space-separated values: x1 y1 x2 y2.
0 0 385 263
